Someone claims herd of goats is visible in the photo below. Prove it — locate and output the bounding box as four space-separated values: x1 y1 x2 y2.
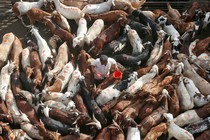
1 0 210 139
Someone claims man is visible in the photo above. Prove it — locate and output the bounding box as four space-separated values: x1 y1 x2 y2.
91 54 118 85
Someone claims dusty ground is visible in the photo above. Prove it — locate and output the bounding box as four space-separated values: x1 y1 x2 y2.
0 0 55 43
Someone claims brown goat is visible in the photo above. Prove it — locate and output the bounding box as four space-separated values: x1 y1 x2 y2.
193 36 210 56
44 18 74 53
30 51 43 88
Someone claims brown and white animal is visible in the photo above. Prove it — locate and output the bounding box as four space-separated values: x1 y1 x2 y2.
15 94 42 125
95 120 124 140
163 113 194 140
85 10 128 25
139 90 169 137
144 123 168 140
12 0 46 24
51 10 71 32
35 121 61 140
177 54 210 96
0 33 15 69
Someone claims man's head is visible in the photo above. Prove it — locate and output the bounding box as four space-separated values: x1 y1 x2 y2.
100 55 108 65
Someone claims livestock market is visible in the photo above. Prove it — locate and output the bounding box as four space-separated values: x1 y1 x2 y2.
1 0 210 139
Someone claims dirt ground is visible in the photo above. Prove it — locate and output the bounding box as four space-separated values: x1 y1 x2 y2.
0 0 55 44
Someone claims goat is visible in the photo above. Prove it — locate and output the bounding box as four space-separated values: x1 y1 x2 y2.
30 27 53 70
0 33 15 69
0 61 16 101
166 2 181 20
114 41 153 67
85 10 128 25
10 36 23 70
21 47 33 78
43 62 74 93
88 16 128 57
121 118 140 140
193 36 210 56
12 0 46 24
0 122 32 140
82 0 115 14
163 113 194 140
65 66 83 98
96 71 138 106
84 19 104 46
44 18 74 53
144 123 168 140
47 41 69 81
48 0 84 20
73 18 87 48
126 65 158 95
79 78 107 126
184 117 210 135
139 91 168 137
177 54 210 96
127 28 144 56
111 0 135 14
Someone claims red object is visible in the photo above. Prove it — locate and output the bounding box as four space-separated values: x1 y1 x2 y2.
113 71 123 79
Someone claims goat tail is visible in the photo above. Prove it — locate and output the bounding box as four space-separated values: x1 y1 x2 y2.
0 9 13 16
